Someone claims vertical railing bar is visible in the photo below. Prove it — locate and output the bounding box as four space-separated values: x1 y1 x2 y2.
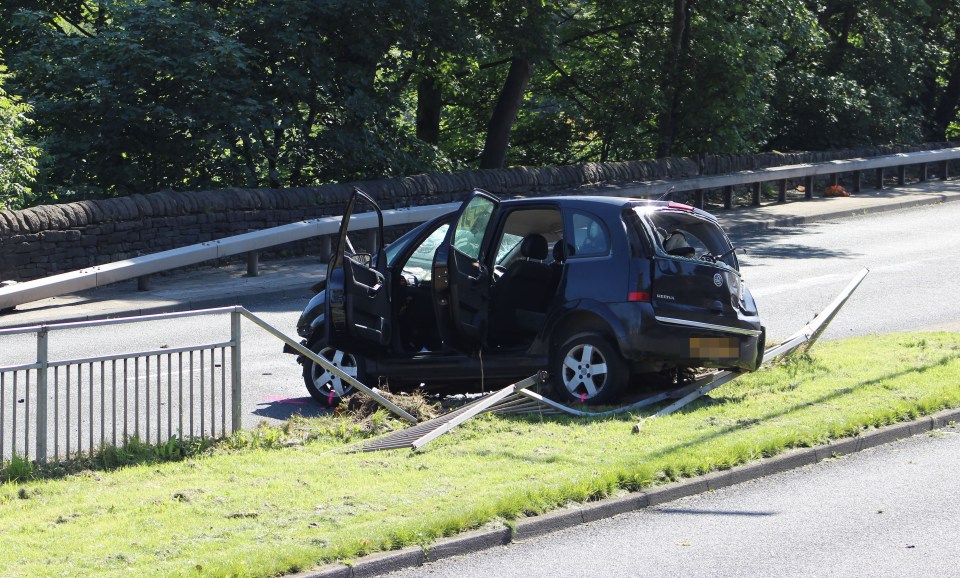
1 372 5 460
178 352 184 438
25 370 31 460
189 351 195 439
200 349 206 438
77 364 83 455
112 359 117 447
156 354 162 444
100 360 106 450
167 354 172 441
134 357 140 442
146 355 151 445
88 362 93 454
123 358 129 444
231 310 242 434
220 347 226 437
209 347 215 437
36 328 48 463
66 366 71 459
54 366 59 461
12 372 18 458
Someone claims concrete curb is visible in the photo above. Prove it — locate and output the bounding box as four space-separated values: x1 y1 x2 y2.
296 405 960 578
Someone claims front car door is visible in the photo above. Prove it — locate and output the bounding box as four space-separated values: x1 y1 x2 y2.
432 190 500 352
325 188 392 352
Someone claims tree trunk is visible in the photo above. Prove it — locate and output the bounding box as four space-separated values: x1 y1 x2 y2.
656 0 693 158
416 74 442 144
479 56 532 169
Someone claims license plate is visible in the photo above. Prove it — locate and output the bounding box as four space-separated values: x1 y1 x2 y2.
690 337 739 358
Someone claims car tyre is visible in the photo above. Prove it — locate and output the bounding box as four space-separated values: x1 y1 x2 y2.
551 332 627 405
302 343 365 406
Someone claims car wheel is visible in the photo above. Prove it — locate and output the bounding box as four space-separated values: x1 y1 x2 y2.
302 344 365 406
551 332 628 405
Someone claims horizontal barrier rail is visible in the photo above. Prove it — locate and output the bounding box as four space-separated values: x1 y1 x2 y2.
1 148 957 312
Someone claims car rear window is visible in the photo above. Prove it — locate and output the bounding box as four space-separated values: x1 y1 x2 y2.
633 208 738 269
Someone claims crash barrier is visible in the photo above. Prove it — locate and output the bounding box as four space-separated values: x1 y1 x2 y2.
356 268 869 452
0 305 412 464
0 147 957 312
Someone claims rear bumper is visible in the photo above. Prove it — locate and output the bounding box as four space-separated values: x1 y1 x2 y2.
609 302 764 371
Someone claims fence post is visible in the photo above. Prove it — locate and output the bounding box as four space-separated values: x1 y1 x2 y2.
694 189 704 209
804 175 814 199
246 252 260 277
941 160 949 180
723 186 733 210
853 170 862 193
320 236 332 261
36 328 48 463
920 163 928 182
876 168 885 189
777 180 787 203
898 165 906 186
231 309 242 433
751 182 761 206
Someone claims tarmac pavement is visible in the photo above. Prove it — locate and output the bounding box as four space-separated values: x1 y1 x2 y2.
2 178 959 330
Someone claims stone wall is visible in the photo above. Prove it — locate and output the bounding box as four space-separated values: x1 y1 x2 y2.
1 142 955 282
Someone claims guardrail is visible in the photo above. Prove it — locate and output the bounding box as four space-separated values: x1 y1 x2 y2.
0 307 242 463
1 147 958 311
0 305 412 464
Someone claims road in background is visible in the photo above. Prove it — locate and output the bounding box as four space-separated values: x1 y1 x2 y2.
382 427 960 578
733 201 960 342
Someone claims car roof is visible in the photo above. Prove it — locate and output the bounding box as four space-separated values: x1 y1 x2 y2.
499 194 720 222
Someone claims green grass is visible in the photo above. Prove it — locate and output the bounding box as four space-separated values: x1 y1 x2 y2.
3 332 960 577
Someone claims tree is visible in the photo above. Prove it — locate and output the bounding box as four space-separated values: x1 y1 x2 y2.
0 54 40 210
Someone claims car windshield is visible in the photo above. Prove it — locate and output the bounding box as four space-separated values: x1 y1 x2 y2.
384 217 447 267
636 208 738 269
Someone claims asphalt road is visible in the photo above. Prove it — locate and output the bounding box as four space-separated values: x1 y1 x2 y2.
382 426 960 578
733 201 960 342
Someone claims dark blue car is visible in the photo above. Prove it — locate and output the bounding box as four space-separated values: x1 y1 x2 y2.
287 189 764 405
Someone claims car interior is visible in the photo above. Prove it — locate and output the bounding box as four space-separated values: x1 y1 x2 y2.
395 207 565 353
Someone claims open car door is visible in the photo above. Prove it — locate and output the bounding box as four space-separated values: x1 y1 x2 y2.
325 188 391 352
432 190 500 352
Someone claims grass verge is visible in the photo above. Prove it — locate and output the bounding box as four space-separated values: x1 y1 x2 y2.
2 332 960 577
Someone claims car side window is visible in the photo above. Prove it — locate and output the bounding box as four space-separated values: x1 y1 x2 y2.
453 196 495 260
571 212 610 257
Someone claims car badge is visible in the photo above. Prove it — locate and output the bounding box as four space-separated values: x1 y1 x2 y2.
713 273 723 287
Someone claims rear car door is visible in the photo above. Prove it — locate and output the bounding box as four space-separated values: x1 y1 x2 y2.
432 190 500 352
646 207 756 334
325 188 392 352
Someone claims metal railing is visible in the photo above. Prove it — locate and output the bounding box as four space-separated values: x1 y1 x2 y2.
1 147 958 312
0 308 242 463
0 305 414 464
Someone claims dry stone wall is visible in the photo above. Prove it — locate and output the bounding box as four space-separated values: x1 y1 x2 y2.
0 143 954 282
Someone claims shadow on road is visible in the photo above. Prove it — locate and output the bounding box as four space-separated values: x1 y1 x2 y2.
253 396 330 420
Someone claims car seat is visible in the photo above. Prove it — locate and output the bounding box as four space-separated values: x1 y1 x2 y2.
492 233 556 338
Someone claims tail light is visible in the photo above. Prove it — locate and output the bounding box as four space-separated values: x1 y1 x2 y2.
628 291 651 302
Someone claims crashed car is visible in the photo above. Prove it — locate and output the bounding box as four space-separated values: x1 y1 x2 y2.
285 188 764 405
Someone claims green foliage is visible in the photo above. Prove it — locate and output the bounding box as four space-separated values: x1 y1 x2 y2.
0 0 958 207
0 55 40 210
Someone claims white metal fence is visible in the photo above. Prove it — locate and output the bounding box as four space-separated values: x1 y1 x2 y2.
0 308 242 463
0 305 414 464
